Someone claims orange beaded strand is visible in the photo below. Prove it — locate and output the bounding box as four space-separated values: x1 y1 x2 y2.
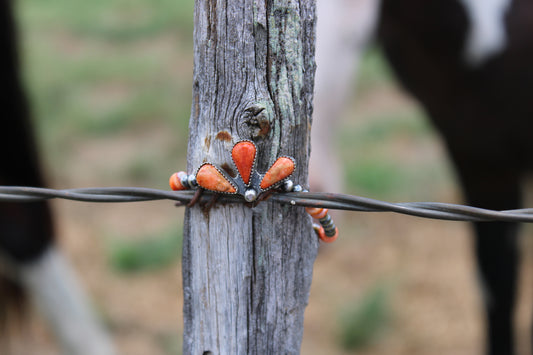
306 207 339 243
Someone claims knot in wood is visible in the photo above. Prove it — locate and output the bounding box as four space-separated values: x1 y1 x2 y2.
242 104 271 139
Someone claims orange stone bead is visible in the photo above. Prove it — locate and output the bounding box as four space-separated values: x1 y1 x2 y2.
232 141 256 185
305 207 328 219
169 172 186 191
318 227 338 243
260 157 295 190
196 164 237 193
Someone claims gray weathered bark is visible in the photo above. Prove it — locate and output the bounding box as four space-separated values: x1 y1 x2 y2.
183 1 317 353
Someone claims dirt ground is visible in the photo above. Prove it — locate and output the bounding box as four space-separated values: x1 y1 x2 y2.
10 196 533 355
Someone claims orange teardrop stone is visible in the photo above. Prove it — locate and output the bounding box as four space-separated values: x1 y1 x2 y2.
196 164 236 193
260 157 295 189
232 141 256 185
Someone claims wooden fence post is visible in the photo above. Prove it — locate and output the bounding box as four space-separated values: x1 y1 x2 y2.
182 0 317 353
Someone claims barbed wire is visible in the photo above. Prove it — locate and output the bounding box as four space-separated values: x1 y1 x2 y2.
1 186 533 223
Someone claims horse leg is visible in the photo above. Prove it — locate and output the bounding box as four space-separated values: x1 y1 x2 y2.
457 167 521 355
474 219 520 355
1 1 116 353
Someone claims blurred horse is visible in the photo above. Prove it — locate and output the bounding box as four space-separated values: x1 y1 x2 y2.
312 0 533 354
1 1 115 354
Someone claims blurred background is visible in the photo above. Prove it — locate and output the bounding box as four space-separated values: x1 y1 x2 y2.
11 0 533 354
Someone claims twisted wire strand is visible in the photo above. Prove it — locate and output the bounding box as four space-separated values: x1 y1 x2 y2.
1 186 533 223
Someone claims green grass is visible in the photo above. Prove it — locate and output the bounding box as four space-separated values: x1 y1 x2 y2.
338 283 391 351
349 111 432 143
18 0 194 40
355 46 395 92
16 0 194 188
157 332 183 355
346 159 406 198
338 108 451 200
107 228 182 273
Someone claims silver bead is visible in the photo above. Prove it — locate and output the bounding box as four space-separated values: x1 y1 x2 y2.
292 184 303 193
188 174 198 188
244 189 258 202
178 172 190 189
282 179 294 192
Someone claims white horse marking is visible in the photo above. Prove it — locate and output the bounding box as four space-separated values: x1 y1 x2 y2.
459 0 512 66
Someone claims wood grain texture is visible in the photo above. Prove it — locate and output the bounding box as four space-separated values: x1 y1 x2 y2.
183 0 317 353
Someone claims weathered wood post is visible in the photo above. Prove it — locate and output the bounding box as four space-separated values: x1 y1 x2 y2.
183 0 317 353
